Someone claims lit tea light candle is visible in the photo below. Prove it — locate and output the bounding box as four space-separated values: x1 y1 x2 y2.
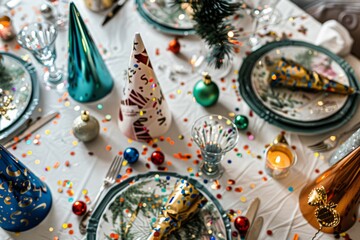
265 143 296 179
0 16 16 41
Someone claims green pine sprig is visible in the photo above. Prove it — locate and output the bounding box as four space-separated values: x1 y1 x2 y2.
175 0 241 68
0 63 26 84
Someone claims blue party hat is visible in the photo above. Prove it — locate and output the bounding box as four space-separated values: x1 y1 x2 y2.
67 2 114 102
0 145 52 232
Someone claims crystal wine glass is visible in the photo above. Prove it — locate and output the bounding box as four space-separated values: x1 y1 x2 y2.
191 115 239 180
248 0 281 49
46 0 67 30
190 43 233 80
17 22 65 88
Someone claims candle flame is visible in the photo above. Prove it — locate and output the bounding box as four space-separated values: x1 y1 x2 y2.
275 156 281 163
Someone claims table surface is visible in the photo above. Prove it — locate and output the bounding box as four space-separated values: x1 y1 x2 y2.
0 0 359 239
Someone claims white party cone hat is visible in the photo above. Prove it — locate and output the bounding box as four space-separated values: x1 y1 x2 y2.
118 33 172 141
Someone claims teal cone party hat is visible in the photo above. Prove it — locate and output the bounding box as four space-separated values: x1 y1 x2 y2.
0 145 52 232
67 2 114 102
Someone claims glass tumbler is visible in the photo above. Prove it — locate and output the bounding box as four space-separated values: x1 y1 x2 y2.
17 22 64 88
191 115 239 180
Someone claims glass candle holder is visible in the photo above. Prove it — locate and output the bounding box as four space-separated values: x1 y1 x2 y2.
264 143 296 179
0 16 16 41
191 115 239 180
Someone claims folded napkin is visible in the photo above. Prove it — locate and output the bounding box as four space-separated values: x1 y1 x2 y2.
315 20 354 57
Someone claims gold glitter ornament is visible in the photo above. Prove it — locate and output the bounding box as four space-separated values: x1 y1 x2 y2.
308 186 340 227
308 186 327 206
300 146 360 234
306 186 340 240
72 111 100 142
315 204 340 228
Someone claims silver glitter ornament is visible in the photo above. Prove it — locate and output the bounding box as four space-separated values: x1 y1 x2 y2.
329 128 360 165
73 111 100 142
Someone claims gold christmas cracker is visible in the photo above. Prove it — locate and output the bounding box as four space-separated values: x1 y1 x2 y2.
265 57 355 95
147 179 208 239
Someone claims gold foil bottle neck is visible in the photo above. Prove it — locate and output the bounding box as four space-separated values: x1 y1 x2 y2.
81 110 90 122
202 72 212 85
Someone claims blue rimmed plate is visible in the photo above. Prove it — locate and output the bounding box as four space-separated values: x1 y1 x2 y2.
238 40 360 135
87 172 231 240
136 0 196 36
0 52 39 140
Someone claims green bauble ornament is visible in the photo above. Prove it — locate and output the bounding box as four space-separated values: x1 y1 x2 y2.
234 115 249 130
193 72 220 107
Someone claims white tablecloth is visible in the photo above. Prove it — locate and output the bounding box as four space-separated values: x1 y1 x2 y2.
0 0 359 239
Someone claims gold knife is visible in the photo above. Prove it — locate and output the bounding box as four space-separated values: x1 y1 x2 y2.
246 216 264 240
245 198 260 226
243 198 261 239
4 111 59 148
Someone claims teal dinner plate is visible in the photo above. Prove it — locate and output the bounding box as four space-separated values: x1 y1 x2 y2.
136 0 196 36
0 52 39 140
87 172 231 240
238 40 360 135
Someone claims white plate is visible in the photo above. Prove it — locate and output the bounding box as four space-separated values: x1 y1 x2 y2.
0 54 33 131
88 172 230 240
141 0 194 30
251 45 349 122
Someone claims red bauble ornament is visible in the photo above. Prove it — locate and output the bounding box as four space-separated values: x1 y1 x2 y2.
167 38 181 54
234 216 250 236
72 200 87 216
151 151 165 165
